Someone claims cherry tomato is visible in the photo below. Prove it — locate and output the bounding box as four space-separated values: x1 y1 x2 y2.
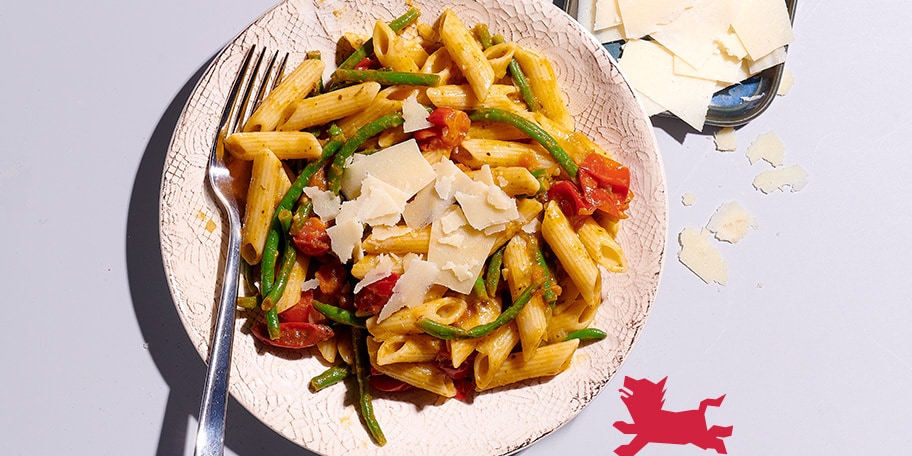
354 273 400 315
577 153 633 219
415 107 470 151
547 180 594 221
278 290 314 323
251 321 334 349
292 217 331 256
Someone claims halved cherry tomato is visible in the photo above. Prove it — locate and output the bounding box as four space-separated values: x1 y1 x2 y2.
354 273 400 315
251 321 334 349
414 107 470 152
292 217 331 256
278 290 314 323
547 180 594 223
577 153 633 219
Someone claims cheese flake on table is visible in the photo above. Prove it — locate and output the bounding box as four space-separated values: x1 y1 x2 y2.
678 227 728 285
713 127 738 152
340 138 436 200
617 0 695 39
746 131 785 166
753 165 808 194
619 39 720 131
730 0 794 61
777 68 795 96
650 0 737 68
705 200 757 243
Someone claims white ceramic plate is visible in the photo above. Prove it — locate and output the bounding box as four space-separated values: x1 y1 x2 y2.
160 0 666 454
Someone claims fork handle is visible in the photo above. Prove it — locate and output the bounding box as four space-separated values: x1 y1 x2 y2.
194 213 242 456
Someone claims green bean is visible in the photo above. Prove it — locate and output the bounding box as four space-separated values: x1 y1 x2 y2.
334 69 441 87
288 199 313 237
310 364 351 391
468 108 578 178
474 23 493 49
265 306 281 340
313 300 367 328
327 113 405 194
534 248 558 307
261 210 297 312
352 327 386 446
418 279 544 340
563 328 608 342
473 276 489 300
485 246 505 297
492 35 537 112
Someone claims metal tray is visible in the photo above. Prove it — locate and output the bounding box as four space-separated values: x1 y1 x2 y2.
559 0 797 128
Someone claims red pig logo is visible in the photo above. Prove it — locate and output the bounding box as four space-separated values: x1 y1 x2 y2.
613 376 733 455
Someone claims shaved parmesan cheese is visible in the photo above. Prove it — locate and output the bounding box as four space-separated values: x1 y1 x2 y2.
326 217 363 263
730 0 794 61
585 0 794 130
353 254 396 293
303 186 342 221
616 0 695 39
356 175 409 226
378 259 440 322
705 201 757 243
746 131 785 166
620 39 720 131
340 139 435 200
650 0 736 68
777 68 794 96
301 278 320 291
681 192 696 206
594 0 622 30
401 93 433 133
753 164 808 193
678 227 728 285
713 127 737 152
427 206 496 294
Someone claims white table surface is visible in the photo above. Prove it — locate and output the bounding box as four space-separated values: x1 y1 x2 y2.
2 0 910 455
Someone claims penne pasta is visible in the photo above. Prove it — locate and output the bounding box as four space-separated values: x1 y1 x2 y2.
503 234 551 361
512 47 573 130
223 131 322 161
541 201 601 306
437 9 495 102
426 84 523 112
240 149 291 265
367 337 457 397
477 338 579 391
278 81 382 131
578 216 628 273
243 59 324 132
375 334 442 365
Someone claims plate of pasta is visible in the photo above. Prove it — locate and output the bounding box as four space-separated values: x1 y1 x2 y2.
160 0 666 454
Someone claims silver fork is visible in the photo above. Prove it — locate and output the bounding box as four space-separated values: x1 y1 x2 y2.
195 45 288 456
